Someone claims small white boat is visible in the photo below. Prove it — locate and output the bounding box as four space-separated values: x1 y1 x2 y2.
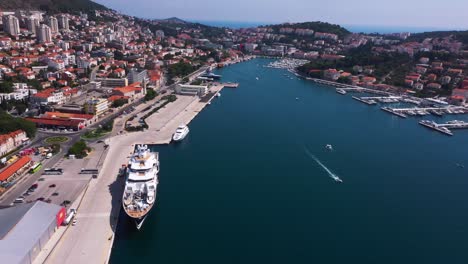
172 124 189 142
333 176 343 183
256 77 259 80
216 93 221 97
296 97 299 100
325 144 333 151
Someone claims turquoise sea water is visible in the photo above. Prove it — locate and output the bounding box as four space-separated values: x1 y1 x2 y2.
110 58 468 264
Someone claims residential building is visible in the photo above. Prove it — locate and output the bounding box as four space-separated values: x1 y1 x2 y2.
2 15 20 36
37 24 52 43
95 77 128 88
26 17 40 35
0 130 28 156
30 88 65 105
244 43 258 53
48 16 59 34
58 15 69 31
112 85 142 97
84 98 109 116
127 69 148 84
323 69 341 81
440 76 452 85
426 83 442 89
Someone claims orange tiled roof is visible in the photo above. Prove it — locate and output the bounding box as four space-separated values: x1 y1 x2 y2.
0 156 31 181
108 95 129 102
43 112 94 120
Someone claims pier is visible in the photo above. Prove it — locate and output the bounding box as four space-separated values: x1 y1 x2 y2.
360 96 401 103
419 120 468 136
222 82 239 88
45 84 226 264
390 106 467 117
391 106 466 112
438 121 468 129
381 107 407 118
352 96 377 105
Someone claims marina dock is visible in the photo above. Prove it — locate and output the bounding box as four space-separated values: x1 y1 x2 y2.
360 96 401 103
391 106 467 117
352 96 377 105
222 82 240 88
381 107 407 118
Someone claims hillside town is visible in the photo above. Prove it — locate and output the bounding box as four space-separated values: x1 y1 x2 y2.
1 5 468 264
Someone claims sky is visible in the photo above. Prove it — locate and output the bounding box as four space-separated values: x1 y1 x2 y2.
94 0 468 30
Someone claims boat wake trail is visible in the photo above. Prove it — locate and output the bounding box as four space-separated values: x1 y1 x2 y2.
304 147 343 183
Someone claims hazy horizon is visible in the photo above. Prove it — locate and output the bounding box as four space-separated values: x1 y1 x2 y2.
94 0 468 30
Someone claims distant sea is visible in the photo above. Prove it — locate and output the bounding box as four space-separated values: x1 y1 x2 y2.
192 20 463 33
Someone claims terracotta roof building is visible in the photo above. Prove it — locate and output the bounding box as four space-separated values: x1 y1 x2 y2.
0 156 32 182
0 130 28 157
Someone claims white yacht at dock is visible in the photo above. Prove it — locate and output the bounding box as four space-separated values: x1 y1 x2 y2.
172 124 190 142
122 144 159 229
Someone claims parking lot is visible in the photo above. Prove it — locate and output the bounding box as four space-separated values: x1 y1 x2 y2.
23 175 90 206
14 142 108 207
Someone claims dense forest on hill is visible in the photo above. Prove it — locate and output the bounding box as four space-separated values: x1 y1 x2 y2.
268 21 350 37
0 111 36 138
406 30 468 45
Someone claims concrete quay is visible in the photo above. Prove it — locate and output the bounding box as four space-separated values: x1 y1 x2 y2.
44 84 225 264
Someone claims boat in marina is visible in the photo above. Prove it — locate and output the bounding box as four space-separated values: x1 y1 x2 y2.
201 70 222 80
122 145 159 229
419 120 453 136
336 89 347 95
172 124 190 142
325 144 333 151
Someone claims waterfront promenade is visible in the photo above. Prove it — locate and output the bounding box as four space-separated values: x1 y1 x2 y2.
45 84 224 264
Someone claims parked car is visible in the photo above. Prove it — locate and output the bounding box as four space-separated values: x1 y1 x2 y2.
14 198 24 203
49 184 56 188
52 192 59 196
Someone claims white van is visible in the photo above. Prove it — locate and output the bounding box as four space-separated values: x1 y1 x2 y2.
14 198 25 203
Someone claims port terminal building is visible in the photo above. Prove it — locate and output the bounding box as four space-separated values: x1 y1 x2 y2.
0 201 65 264
175 84 208 96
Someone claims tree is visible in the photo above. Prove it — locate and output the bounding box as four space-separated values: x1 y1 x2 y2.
163 54 174 60
15 104 28 115
0 110 37 138
144 88 157 101
112 98 128 108
67 140 91 158
337 76 352 84
0 81 14 93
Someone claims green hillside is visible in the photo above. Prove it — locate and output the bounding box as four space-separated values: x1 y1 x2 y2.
0 0 108 13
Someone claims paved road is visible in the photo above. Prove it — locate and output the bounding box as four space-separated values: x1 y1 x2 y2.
0 150 66 206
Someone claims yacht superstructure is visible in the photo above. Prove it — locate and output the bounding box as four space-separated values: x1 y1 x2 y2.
122 144 159 229
172 124 190 142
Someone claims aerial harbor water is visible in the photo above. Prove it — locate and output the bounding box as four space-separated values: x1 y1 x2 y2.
110 58 468 264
